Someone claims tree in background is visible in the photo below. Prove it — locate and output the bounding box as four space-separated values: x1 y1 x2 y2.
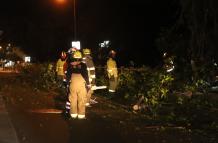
156 0 218 82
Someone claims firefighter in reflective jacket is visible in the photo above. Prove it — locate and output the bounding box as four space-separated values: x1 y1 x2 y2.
68 50 90 119
56 51 67 86
107 50 118 94
163 52 175 73
63 47 79 116
82 48 96 106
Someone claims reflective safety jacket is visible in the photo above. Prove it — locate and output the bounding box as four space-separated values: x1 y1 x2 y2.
107 58 118 78
56 58 65 76
82 55 96 85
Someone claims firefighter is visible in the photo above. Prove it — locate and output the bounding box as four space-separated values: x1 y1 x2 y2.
48 63 54 73
82 48 96 107
163 52 175 73
56 51 67 87
68 50 90 119
106 50 118 96
63 47 79 117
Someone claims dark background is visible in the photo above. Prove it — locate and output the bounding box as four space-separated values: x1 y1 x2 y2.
0 0 179 66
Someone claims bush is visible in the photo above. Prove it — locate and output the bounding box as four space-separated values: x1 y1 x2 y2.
19 63 57 90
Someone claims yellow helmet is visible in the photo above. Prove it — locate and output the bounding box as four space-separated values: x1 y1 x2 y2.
73 51 82 59
83 48 91 55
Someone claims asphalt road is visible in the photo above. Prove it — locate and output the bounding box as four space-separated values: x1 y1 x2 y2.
5 96 199 143
5 101 141 143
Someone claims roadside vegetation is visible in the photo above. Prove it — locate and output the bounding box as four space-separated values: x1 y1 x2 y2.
4 62 215 142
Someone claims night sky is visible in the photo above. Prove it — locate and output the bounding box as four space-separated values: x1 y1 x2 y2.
0 0 178 66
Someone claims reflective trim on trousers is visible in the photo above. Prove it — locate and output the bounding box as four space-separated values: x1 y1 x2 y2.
109 89 115 92
66 101 71 109
66 106 71 110
78 114 85 119
87 67 95 71
71 114 78 118
66 101 70 105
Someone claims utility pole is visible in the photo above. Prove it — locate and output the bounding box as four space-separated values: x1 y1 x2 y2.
73 0 77 40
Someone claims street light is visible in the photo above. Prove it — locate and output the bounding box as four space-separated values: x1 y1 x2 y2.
56 0 65 3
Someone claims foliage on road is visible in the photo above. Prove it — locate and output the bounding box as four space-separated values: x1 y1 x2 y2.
110 66 218 141
18 63 58 91
117 67 174 116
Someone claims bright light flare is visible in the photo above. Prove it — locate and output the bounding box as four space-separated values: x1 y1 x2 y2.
55 0 66 4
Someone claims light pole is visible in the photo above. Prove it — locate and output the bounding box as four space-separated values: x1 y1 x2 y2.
56 0 77 40
73 0 77 40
